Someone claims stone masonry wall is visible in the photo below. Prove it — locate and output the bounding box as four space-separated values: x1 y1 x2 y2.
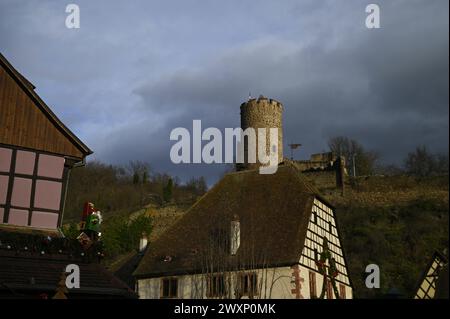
240 96 283 170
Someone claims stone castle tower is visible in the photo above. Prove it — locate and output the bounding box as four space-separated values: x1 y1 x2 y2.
239 95 283 171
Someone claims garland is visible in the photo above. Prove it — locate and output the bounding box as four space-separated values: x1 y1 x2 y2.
0 230 104 261
314 237 341 299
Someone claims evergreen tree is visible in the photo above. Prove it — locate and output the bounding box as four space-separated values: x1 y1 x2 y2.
133 172 140 184
163 178 173 203
142 170 148 184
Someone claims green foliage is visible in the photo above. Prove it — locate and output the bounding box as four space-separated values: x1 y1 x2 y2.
101 214 152 259
62 222 80 239
61 214 152 260
65 161 144 221
133 172 140 184
63 160 208 262
163 178 173 203
142 171 148 184
64 161 208 223
185 176 208 196
337 198 449 298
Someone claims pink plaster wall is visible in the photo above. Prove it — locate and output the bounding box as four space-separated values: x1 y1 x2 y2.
0 175 8 205
15 151 36 175
0 148 12 172
38 154 64 179
31 211 58 229
11 177 32 208
8 209 29 226
34 180 61 210
0 147 65 229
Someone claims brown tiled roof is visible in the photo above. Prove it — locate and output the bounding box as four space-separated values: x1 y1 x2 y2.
0 228 137 298
111 250 146 290
0 251 137 298
134 163 332 278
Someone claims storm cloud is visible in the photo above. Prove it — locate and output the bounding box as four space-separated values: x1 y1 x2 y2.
1 0 448 184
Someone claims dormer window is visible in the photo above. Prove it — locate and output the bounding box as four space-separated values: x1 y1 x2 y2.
139 232 148 252
230 215 240 255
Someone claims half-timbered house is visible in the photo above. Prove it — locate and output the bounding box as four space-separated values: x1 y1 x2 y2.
0 53 136 298
414 251 448 299
133 163 353 299
0 53 92 230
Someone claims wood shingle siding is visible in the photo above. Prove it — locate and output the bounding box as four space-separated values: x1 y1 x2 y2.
0 53 92 161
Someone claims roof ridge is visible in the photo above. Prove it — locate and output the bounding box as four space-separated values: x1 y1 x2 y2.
284 161 337 208
283 161 319 193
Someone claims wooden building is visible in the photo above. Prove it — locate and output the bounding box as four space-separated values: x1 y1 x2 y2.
0 53 136 299
0 52 92 230
133 163 353 299
0 229 137 299
134 96 352 299
134 96 353 299
414 251 448 299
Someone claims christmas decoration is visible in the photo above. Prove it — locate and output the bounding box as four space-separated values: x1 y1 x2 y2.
0 230 104 261
77 232 93 250
86 211 102 233
52 271 68 299
80 202 103 241
0 201 106 283
80 202 95 230
314 237 341 299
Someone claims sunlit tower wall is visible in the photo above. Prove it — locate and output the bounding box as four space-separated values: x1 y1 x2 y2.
239 96 283 171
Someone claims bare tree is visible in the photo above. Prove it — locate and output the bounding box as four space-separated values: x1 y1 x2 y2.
404 146 434 177
128 161 151 181
404 146 449 177
435 154 449 175
328 136 378 176
191 215 290 299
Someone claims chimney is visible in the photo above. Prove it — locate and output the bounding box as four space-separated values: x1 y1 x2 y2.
139 232 148 252
230 215 240 255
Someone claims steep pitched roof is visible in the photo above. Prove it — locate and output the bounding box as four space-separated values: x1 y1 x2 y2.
134 164 333 278
0 53 92 160
414 250 448 299
110 250 147 290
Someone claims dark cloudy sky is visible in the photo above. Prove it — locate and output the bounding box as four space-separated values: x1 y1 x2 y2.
1 0 448 184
